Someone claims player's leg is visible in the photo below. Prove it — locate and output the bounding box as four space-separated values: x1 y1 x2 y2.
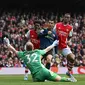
62 47 77 82
24 67 28 80
32 67 73 82
46 54 52 69
66 53 77 82
46 50 53 69
32 70 45 82
46 69 73 82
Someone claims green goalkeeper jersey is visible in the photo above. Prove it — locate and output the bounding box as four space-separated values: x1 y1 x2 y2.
17 49 46 75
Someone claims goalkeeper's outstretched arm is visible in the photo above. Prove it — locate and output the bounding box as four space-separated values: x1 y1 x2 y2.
44 40 59 53
4 37 18 55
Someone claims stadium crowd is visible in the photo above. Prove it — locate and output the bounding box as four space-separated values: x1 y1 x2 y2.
0 9 85 67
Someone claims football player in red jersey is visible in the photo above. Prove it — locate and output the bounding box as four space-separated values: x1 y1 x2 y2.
24 20 41 80
25 20 41 49
53 13 77 82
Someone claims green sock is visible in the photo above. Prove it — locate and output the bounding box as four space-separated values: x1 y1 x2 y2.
60 77 70 82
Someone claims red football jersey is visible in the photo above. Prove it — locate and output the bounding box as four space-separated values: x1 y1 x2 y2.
55 22 73 49
30 29 40 49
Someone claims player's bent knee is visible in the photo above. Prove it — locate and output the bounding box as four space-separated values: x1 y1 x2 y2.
70 53 75 61
68 53 75 62
55 76 61 81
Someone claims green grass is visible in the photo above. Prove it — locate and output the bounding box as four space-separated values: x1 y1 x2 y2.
0 74 85 85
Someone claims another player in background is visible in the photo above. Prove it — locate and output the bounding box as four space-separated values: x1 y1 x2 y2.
38 20 58 69
25 20 41 49
53 13 77 82
4 37 74 82
24 20 41 80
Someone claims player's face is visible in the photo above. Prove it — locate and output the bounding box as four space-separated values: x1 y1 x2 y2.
64 14 70 24
49 20 54 28
34 23 41 29
35 23 41 34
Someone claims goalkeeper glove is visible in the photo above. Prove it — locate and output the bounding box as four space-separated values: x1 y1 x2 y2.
4 37 10 46
52 40 59 47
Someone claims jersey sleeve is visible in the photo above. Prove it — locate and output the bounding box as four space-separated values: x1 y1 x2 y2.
53 24 58 39
69 28 73 37
53 24 56 34
25 30 30 38
17 51 24 58
38 50 46 55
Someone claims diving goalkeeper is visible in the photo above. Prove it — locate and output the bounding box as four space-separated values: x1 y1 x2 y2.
4 37 74 82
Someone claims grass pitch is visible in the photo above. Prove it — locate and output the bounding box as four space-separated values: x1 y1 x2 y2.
0 74 85 85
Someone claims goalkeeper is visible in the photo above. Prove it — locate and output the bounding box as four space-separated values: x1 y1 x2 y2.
4 37 74 82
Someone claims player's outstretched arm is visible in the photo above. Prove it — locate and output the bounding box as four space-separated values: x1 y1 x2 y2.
4 37 18 55
44 40 59 53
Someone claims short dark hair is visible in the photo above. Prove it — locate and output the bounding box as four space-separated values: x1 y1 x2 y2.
64 13 71 16
34 20 42 25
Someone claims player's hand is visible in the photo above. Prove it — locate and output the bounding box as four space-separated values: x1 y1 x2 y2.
48 31 52 34
4 37 10 46
52 40 59 46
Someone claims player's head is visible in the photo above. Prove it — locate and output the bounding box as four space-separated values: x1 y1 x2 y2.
34 20 42 29
63 13 71 24
48 20 54 29
34 20 42 34
24 41 34 51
